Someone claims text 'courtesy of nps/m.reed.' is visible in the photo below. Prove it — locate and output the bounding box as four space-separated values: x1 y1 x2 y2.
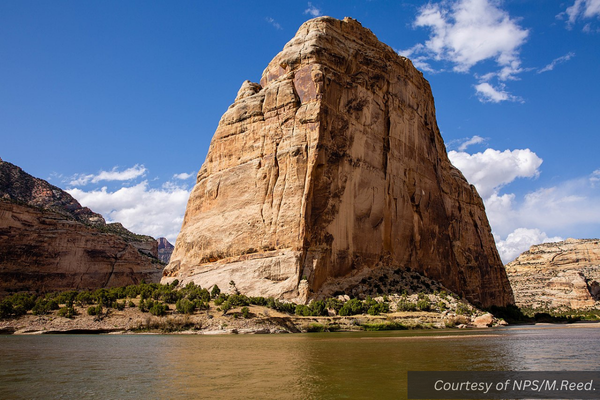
408 371 600 399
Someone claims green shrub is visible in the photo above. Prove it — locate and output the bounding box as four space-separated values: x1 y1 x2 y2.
241 306 250 319
220 301 232 315
456 303 472 316
149 302 168 316
338 298 365 316
273 300 296 314
397 300 417 312
295 304 311 316
138 299 147 312
310 300 328 316
228 294 249 307
0 300 14 319
76 291 93 306
31 298 59 315
58 306 77 318
214 293 229 306
210 285 221 299
249 296 267 306
416 299 430 311
87 305 102 316
325 298 343 312
176 299 197 315
367 302 390 316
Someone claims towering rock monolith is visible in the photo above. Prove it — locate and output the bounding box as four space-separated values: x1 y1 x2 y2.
163 17 514 308
0 159 163 294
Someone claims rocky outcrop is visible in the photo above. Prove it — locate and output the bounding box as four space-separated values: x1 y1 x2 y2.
157 237 174 264
0 159 163 294
505 239 600 310
163 16 513 308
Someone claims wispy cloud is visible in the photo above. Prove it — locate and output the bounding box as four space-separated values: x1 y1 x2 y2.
457 135 486 151
561 0 600 29
69 164 146 186
474 82 522 103
266 17 282 30
304 2 322 17
173 172 194 180
538 52 575 73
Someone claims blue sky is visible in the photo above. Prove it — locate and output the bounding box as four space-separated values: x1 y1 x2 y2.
2 0 599 262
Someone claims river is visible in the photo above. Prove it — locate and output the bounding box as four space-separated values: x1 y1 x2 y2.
1 323 599 399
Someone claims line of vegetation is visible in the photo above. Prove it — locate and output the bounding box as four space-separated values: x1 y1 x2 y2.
0 281 453 320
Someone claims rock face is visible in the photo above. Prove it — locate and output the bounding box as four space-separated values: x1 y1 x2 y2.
157 237 174 264
505 239 600 310
163 16 514 308
0 159 163 294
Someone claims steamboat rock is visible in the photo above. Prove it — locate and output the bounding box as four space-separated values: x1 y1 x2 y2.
163 17 514 307
505 239 600 309
0 158 163 294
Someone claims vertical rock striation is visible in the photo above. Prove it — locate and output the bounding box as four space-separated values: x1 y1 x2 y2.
163 17 514 308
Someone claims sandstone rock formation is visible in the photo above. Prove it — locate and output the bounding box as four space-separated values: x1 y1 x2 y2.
0 159 163 294
505 238 600 310
157 237 174 264
163 16 514 308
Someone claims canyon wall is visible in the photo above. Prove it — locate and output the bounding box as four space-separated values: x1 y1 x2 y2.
0 158 163 294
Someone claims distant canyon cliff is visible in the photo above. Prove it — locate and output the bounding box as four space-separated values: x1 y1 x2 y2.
505 239 600 310
157 237 174 264
162 17 514 308
0 158 163 294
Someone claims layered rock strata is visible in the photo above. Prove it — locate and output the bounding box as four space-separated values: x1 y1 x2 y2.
505 239 600 309
0 159 163 294
163 16 514 308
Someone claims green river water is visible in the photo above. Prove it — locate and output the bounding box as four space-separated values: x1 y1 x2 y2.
1 323 599 399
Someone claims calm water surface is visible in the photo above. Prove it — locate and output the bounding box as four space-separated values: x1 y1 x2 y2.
1 324 599 399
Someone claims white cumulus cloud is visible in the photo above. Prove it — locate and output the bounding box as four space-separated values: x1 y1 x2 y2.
452 146 600 263
495 228 563 263
448 148 542 198
68 180 190 243
402 0 528 76
69 164 147 186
